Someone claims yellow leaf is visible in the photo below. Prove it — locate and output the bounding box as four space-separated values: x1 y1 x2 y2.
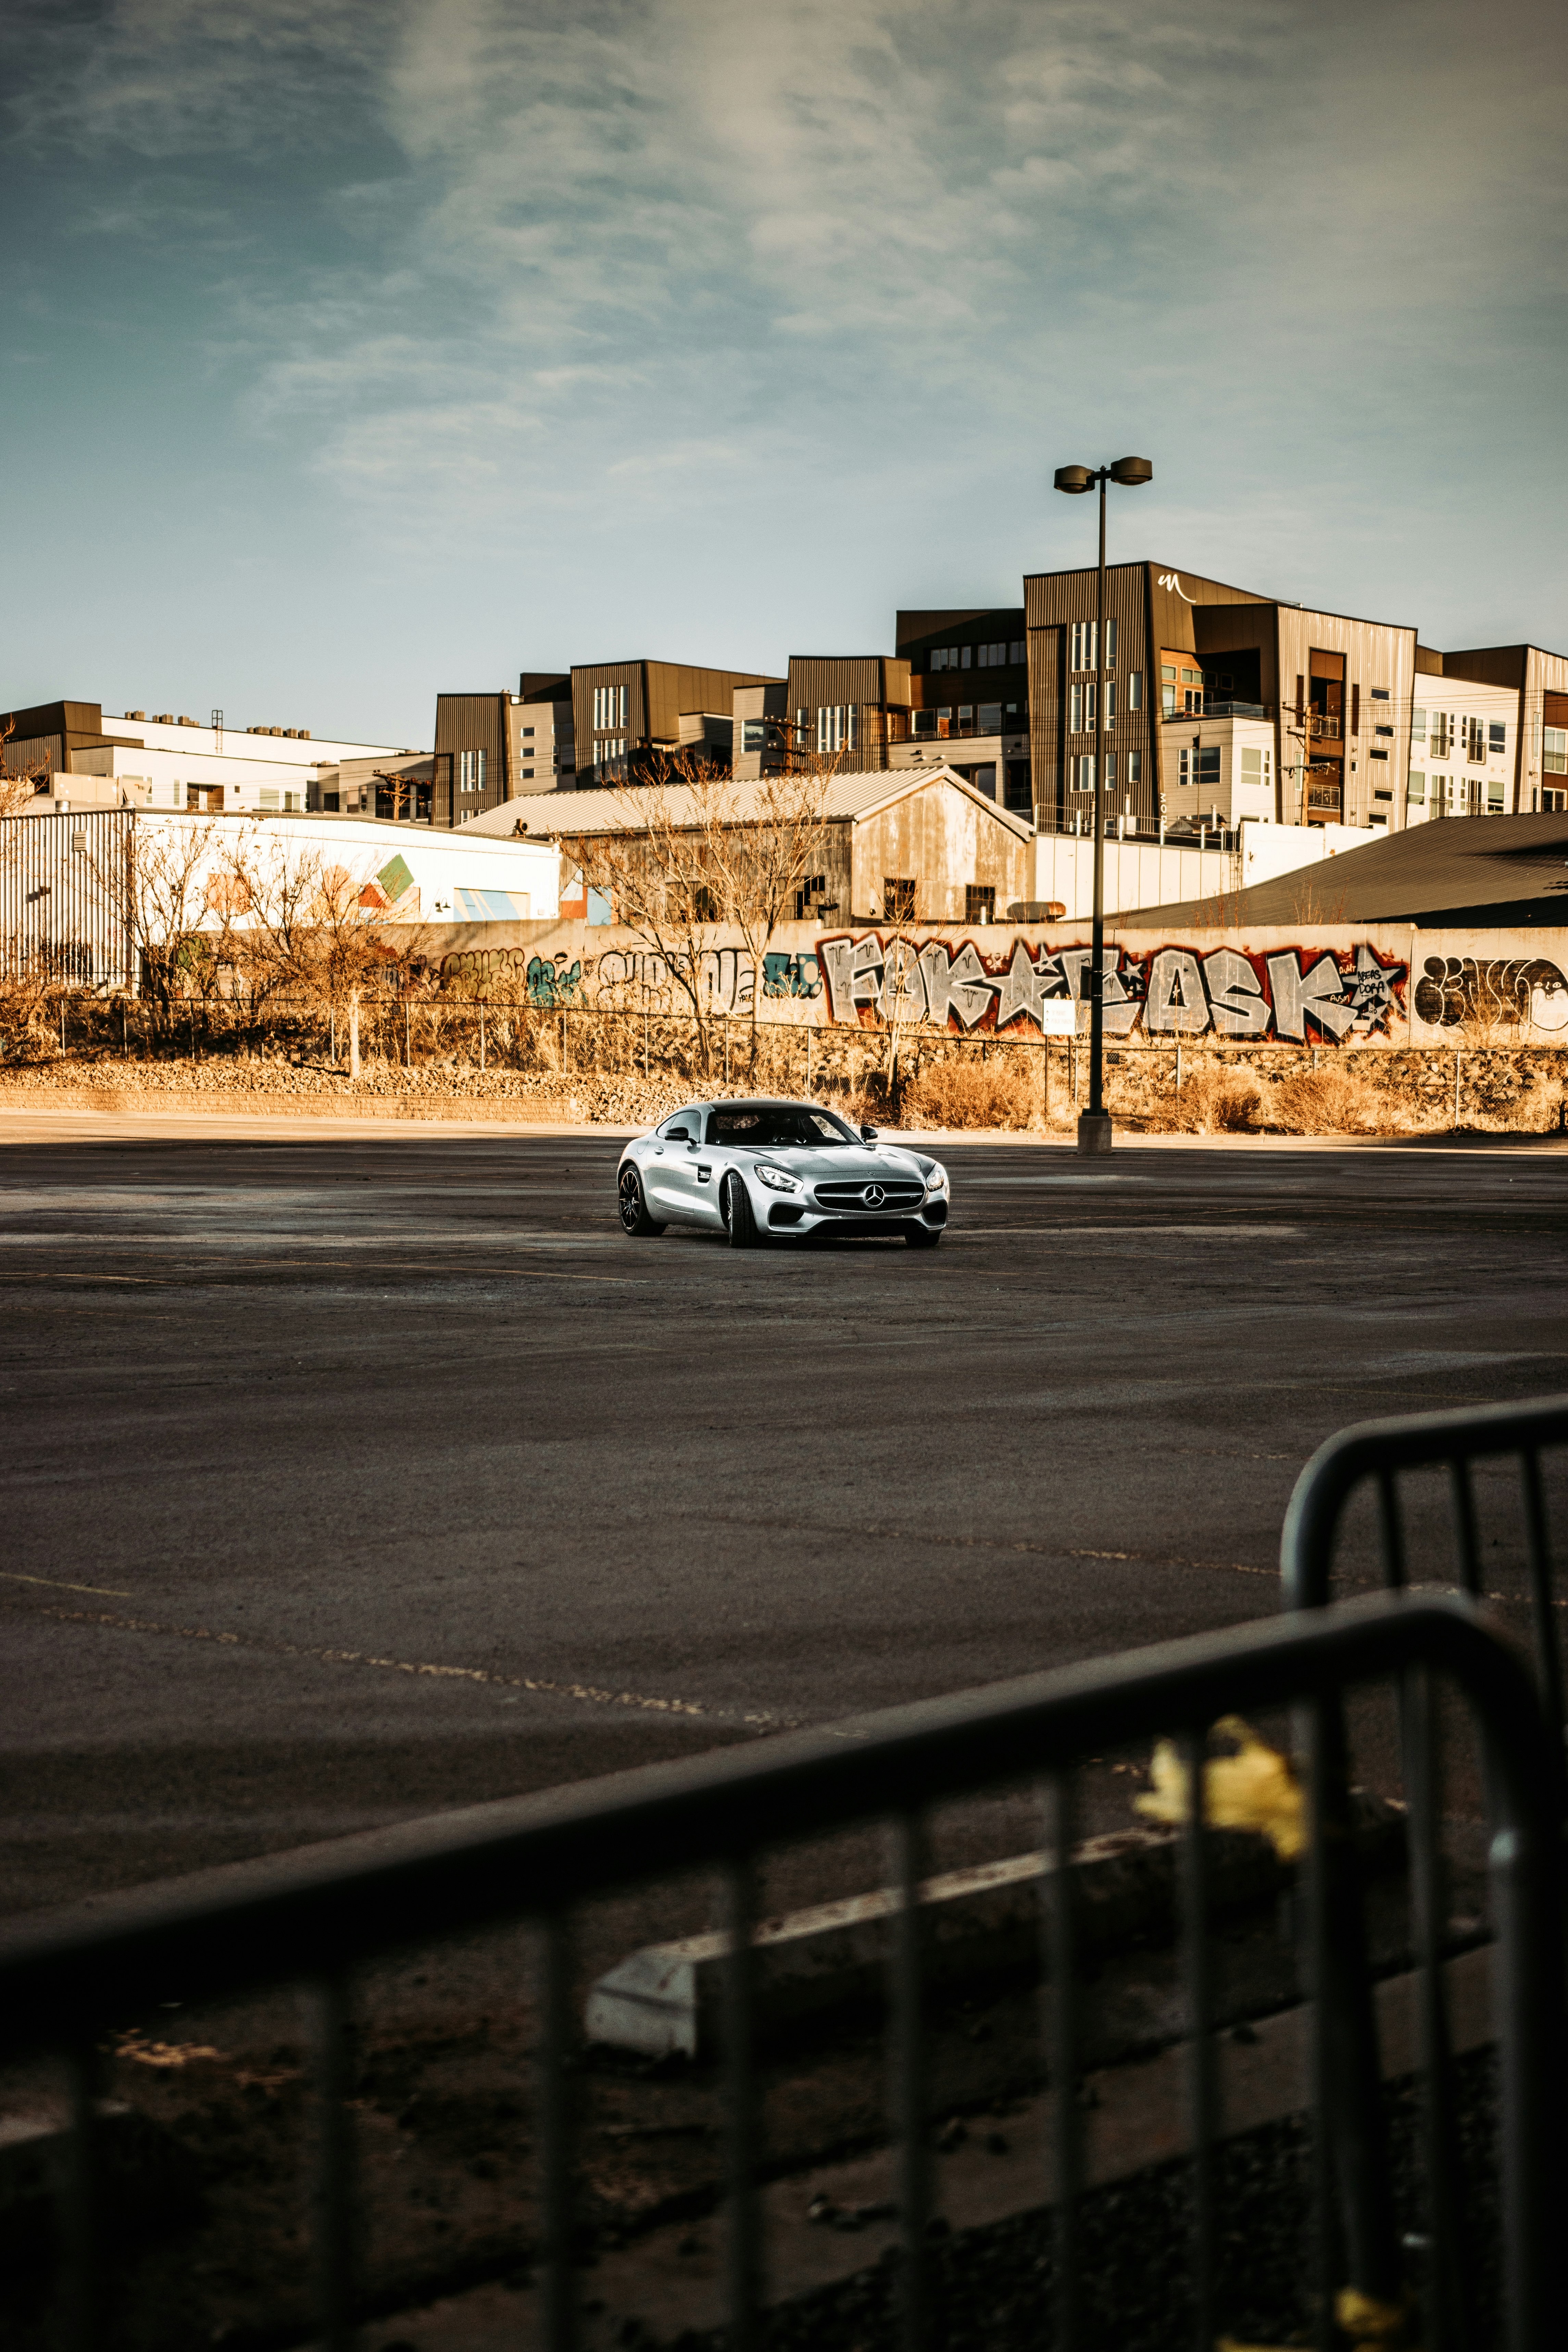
1134 1715 1306 1861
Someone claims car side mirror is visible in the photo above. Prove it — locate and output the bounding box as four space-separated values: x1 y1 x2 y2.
860 1124 878 1142
666 1126 689 1142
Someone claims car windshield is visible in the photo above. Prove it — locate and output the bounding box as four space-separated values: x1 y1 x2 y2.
706 1105 858 1149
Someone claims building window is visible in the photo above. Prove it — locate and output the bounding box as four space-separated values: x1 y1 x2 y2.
1127 671 1142 711
1488 721 1507 754
965 884 995 924
1544 788 1568 811
458 749 486 792
1431 714 1452 759
929 646 962 672
1068 620 1116 672
976 642 1009 667
1103 680 1116 727
1004 761 1031 813
1411 708 1426 741
592 684 628 730
521 768 534 780
1374 724 1394 738
1240 746 1264 787
522 725 534 737
978 702 1002 731
1544 727 1567 774
1069 682 1097 733
1179 746 1222 790
1008 640 1026 664
1371 687 1390 701
742 720 767 752
883 877 917 920
1374 787 1393 802
1408 772 1426 803
595 737 627 771
1369 747 1389 762
1127 750 1142 786
1104 751 1117 793
1071 754 1096 794
816 704 860 753
1487 781 1505 810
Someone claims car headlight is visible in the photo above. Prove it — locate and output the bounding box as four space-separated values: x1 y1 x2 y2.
755 1163 802 1193
924 1165 949 1193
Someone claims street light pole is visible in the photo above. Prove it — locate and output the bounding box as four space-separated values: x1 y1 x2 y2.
1052 455 1153 1154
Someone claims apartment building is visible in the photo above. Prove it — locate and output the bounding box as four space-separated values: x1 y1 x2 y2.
1022 564 1568 842
571 658 777 783
753 614 1032 812
1432 643 1568 816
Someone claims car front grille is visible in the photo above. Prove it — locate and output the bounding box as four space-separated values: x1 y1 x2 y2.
813 1180 925 1213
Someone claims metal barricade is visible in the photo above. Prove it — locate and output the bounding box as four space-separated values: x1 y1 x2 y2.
1281 1394 1568 1743
0 1594 1563 2351
1280 1396 1568 2352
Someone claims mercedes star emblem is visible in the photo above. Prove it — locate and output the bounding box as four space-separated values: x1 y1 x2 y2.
863 1184 886 1208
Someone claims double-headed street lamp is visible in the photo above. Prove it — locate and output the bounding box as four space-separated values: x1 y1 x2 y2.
1052 455 1153 1153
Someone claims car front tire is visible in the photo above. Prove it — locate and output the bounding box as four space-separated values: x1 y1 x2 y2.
618 1165 665 1237
722 1171 759 1248
904 1219 943 1248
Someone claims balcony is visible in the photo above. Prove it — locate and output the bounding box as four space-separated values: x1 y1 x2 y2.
1307 713 1343 741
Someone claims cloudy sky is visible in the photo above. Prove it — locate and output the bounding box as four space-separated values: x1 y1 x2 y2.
4 0 1565 747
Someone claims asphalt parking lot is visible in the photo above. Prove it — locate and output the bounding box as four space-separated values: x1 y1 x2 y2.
1 1114 1564 1919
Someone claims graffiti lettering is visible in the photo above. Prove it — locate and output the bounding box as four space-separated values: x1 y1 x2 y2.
698 946 753 1014
816 930 1410 1044
1413 955 1568 1033
1145 948 1209 1036
762 950 822 1000
526 954 582 1006
1203 947 1271 1038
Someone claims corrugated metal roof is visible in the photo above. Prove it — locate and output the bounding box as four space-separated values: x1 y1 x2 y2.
1123 812 1568 929
459 765 1033 840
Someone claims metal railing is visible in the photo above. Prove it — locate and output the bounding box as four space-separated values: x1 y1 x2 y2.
0 1592 1563 2352
1281 1394 1568 1737
1281 1397 1568 2352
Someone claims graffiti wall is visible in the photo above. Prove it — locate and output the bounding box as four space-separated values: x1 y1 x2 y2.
420 916 1568 1044
816 930 1410 1043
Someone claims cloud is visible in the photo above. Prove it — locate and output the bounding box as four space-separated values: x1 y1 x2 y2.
4 0 1566 658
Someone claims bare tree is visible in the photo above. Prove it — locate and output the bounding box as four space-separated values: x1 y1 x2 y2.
707 757 835 1073
102 814 225 1019
564 751 741 1077
0 716 50 817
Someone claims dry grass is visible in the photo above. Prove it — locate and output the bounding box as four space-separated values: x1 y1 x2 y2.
899 1054 1034 1130
1158 1068 1263 1135
1266 1064 1390 1135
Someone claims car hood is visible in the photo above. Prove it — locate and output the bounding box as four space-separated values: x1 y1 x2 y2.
735 1144 928 1182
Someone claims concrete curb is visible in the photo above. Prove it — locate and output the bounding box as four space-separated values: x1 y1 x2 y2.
587 1798 1408 2060
585 1826 1286 2060
0 1085 587 1124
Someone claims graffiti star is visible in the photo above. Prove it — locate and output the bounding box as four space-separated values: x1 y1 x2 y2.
994 939 1046 1029
1344 944 1400 1025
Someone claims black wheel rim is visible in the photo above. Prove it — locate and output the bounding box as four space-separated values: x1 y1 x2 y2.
618 1171 641 1230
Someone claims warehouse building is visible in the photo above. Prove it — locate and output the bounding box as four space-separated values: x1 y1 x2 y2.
4 698 422 819
0 809 559 992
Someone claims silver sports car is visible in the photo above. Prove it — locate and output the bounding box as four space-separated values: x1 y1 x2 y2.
616 1099 950 1248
